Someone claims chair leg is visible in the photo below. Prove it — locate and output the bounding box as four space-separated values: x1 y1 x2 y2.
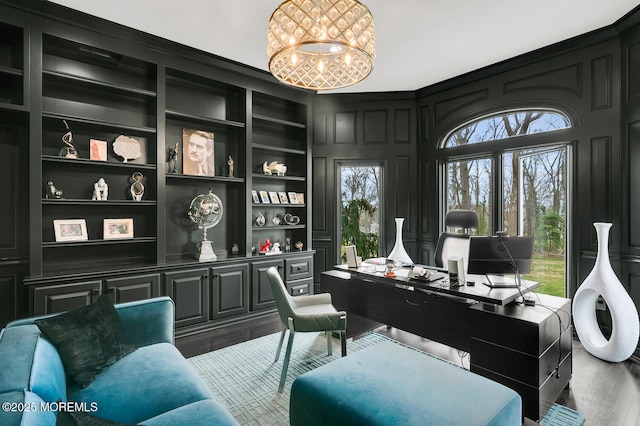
326 330 333 356
278 331 295 393
340 330 347 357
275 329 286 362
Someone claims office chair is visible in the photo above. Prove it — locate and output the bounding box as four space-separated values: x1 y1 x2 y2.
266 267 347 393
433 210 479 270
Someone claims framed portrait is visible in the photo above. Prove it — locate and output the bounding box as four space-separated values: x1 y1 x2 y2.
90 139 107 161
259 190 270 204
182 129 214 176
53 219 88 242
103 218 134 240
288 192 299 204
278 191 289 204
296 193 305 204
269 191 280 204
251 190 260 203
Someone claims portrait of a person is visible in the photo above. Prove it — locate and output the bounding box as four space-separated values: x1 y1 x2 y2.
182 129 214 176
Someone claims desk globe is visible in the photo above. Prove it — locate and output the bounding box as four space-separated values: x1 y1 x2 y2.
188 189 223 261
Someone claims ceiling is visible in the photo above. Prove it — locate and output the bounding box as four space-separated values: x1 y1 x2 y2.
47 0 640 94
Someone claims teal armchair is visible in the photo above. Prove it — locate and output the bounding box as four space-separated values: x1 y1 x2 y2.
266 267 347 392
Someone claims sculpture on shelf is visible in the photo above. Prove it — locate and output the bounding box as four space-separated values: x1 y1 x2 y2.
284 237 291 253
284 214 300 225
228 155 234 177
259 239 272 253
262 161 287 176
188 189 223 262
271 212 281 226
58 120 78 159
129 172 144 201
295 241 304 251
113 135 141 163
270 242 281 254
231 243 240 255
573 222 640 362
45 181 64 199
168 142 178 173
256 212 266 227
92 178 108 201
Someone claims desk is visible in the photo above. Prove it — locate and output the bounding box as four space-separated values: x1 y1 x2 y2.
321 267 571 421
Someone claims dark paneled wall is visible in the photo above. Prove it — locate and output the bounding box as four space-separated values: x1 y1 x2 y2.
311 94 417 284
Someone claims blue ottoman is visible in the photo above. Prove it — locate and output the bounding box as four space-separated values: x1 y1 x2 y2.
290 342 522 426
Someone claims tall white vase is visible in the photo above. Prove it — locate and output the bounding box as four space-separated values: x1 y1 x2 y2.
573 222 639 362
387 218 413 265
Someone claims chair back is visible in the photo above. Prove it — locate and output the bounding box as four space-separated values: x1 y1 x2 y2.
266 267 295 327
434 210 479 269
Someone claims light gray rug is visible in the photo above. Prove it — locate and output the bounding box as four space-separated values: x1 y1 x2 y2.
188 331 393 425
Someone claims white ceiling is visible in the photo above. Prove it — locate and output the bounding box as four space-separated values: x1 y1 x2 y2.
48 0 640 94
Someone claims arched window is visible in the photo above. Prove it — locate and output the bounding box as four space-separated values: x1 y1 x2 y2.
439 108 572 297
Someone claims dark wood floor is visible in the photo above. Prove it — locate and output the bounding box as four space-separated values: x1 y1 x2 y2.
176 314 640 425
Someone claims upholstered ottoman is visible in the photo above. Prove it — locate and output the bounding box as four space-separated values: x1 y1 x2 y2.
290 342 522 425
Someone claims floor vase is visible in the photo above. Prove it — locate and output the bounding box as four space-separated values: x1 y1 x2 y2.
573 222 639 362
387 218 413 265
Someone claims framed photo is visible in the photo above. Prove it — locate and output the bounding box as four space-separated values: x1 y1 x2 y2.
53 219 88 242
269 191 280 204
278 191 289 204
251 190 260 203
103 218 134 240
90 139 107 161
296 193 305 204
259 190 270 204
288 192 299 204
182 129 214 176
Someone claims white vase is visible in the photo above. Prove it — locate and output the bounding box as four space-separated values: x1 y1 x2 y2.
387 218 413 265
573 222 639 362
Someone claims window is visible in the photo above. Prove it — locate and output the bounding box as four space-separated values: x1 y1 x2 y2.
441 109 571 297
338 163 382 262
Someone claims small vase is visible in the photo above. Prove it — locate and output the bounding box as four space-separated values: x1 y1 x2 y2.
573 222 639 362
387 218 413 265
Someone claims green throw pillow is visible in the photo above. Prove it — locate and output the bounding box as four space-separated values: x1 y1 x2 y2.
35 294 137 388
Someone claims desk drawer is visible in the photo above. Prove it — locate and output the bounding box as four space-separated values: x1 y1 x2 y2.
287 277 312 296
285 256 313 281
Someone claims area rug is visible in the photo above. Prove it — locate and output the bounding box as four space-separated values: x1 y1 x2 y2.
188 331 394 426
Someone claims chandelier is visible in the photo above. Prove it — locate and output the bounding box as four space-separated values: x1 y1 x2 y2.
268 0 375 91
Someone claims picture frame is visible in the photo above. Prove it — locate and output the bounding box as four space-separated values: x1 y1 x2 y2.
278 191 289 204
259 190 270 204
296 193 305 204
182 129 215 176
269 191 280 204
251 190 260 203
90 139 108 161
103 218 134 240
53 219 88 242
288 192 299 204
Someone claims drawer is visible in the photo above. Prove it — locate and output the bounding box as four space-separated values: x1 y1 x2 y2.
285 256 313 281
287 277 313 296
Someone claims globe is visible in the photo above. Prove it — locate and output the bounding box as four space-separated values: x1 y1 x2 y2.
188 189 223 261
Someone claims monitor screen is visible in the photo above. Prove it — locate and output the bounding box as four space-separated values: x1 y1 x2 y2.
467 235 534 275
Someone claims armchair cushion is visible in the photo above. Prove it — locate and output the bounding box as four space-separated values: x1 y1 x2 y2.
35 294 137 388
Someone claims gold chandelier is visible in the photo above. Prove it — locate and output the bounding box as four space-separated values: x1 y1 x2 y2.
268 0 375 91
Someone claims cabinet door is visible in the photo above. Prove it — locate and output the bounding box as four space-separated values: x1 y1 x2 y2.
105 273 161 304
32 280 102 315
164 269 209 328
285 256 313 281
211 264 249 320
0 264 27 327
251 259 284 311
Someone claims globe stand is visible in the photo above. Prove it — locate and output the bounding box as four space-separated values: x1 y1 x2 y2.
195 228 217 262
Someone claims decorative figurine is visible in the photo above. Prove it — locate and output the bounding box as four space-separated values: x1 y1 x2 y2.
92 178 108 201
256 212 266 226
284 213 300 225
228 155 234 178
295 241 304 251
259 239 272 253
168 142 178 173
58 120 78 158
285 237 291 253
45 181 64 199
272 211 281 226
231 243 240 255
113 135 141 163
384 260 396 278
271 242 281 253
130 172 144 201
262 161 287 176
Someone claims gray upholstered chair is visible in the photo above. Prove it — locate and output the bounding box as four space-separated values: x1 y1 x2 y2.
434 210 479 270
266 267 347 393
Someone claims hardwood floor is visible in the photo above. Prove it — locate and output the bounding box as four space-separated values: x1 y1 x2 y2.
176 315 640 425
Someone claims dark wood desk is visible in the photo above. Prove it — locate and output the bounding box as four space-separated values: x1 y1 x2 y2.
321 267 571 421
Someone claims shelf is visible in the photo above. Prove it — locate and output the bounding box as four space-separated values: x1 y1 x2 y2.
42 199 157 206
42 236 157 248
253 225 306 230
166 173 245 183
0 65 23 76
42 112 156 134
252 173 306 182
252 203 306 208
252 143 305 155
166 109 245 128
43 69 156 98
42 155 157 170
253 113 306 129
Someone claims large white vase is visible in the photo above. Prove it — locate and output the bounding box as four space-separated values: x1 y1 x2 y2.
387 218 413 265
573 222 639 362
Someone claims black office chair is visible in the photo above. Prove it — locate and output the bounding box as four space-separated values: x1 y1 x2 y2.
433 210 479 269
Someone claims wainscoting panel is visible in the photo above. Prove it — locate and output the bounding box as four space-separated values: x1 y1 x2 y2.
395 109 411 144
589 136 613 237
312 156 328 233
503 64 582 96
335 111 357 144
434 89 488 126
364 110 387 144
591 55 612 110
629 121 640 248
313 112 327 146
627 40 640 102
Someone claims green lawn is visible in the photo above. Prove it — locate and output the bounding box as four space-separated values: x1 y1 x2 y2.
524 255 565 297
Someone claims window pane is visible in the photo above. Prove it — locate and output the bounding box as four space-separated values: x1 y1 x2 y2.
446 157 492 235
444 110 570 148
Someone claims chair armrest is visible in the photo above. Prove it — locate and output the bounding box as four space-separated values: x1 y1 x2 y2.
115 296 175 347
292 310 347 332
